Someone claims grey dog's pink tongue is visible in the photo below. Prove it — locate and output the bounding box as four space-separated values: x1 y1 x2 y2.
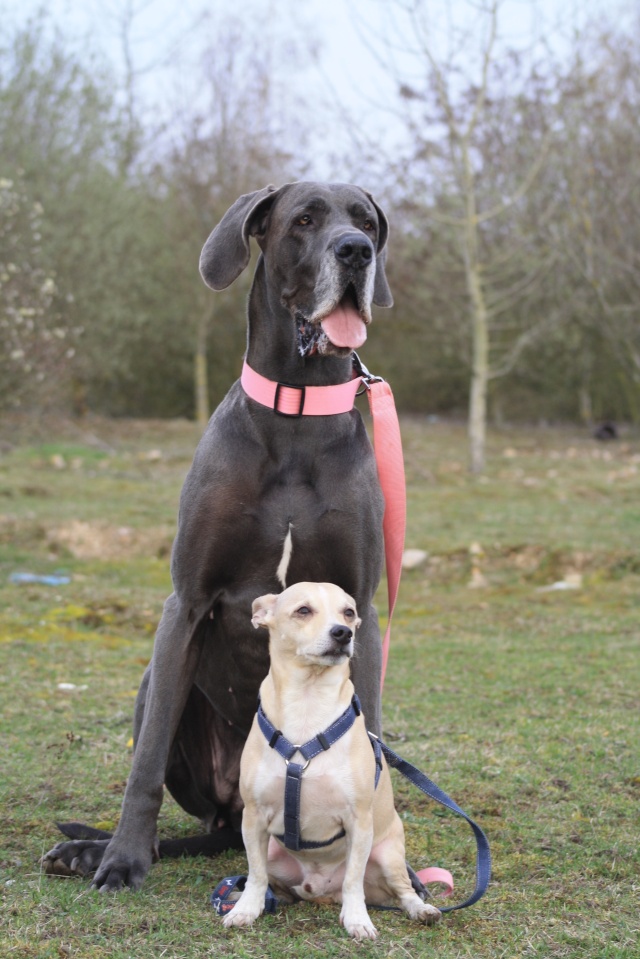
321 304 367 349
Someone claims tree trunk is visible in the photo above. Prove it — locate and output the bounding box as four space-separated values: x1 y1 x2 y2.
468 261 489 474
194 309 210 430
461 139 489 474
578 385 592 425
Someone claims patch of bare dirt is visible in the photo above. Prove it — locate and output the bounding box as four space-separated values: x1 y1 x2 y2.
47 520 173 560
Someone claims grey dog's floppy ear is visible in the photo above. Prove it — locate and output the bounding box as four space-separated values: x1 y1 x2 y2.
373 248 393 308
364 191 393 308
199 185 281 291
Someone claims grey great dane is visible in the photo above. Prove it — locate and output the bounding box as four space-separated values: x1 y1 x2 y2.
43 181 393 891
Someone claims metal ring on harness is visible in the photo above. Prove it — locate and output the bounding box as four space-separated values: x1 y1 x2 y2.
284 754 310 771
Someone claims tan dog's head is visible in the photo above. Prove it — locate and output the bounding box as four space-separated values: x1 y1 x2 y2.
251 582 361 667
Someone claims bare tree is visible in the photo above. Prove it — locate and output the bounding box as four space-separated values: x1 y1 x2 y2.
542 26 640 418
161 16 310 428
366 0 556 470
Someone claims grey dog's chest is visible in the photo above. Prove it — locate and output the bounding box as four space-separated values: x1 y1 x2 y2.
256 445 365 535
224 407 383 570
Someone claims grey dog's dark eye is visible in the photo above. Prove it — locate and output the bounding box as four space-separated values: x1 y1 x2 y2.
296 214 311 226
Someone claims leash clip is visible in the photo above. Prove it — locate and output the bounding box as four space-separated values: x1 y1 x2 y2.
352 351 384 394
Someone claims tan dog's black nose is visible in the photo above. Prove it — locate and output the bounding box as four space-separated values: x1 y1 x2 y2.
330 625 353 646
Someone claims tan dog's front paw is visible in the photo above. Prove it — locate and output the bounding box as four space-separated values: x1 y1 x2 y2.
222 903 263 929
221 888 265 929
340 907 378 940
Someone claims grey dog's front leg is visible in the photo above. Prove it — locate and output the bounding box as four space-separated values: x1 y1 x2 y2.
91 592 203 891
351 604 382 738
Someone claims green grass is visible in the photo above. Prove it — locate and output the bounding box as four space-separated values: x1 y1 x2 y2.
1 415 639 958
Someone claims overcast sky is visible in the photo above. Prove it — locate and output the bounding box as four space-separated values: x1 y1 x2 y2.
5 0 622 178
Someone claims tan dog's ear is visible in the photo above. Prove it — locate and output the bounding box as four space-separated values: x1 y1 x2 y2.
251 594 278 629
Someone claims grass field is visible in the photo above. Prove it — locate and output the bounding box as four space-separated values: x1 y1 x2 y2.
1 412 639 958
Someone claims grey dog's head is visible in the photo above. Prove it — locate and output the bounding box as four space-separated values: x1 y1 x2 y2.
199 182 393 357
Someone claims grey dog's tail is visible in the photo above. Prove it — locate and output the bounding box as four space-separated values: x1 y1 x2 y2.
55 822 244 858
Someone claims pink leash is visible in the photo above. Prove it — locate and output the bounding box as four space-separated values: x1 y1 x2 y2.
364 377 406 692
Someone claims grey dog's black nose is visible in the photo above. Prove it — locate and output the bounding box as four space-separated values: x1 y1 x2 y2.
330 625 353 645
334 233 373 270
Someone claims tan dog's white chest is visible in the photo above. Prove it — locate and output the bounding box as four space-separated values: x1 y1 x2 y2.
243 721 371 846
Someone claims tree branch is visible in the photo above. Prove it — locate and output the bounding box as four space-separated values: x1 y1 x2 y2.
477 131 553 223
488 304 568 380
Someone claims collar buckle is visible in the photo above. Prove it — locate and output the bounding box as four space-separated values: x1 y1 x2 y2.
274 382 306 417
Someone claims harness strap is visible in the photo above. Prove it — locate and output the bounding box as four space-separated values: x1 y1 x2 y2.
283 758 347 851
257 694 362 764
283 762 305 851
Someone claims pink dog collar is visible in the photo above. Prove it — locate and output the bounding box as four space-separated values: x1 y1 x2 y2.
241 360 361 416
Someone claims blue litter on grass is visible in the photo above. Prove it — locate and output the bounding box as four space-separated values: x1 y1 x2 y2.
9 572 71 586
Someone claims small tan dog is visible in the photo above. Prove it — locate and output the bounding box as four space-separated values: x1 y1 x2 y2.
222 582 441 940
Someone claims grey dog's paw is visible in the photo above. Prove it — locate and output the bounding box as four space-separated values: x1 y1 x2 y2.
41 838 110 877
91 853 150 892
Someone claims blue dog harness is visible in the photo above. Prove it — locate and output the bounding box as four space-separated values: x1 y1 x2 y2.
257 693 383 851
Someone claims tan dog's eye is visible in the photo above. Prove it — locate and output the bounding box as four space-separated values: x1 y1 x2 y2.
295 605 312 617
344 608 356 620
